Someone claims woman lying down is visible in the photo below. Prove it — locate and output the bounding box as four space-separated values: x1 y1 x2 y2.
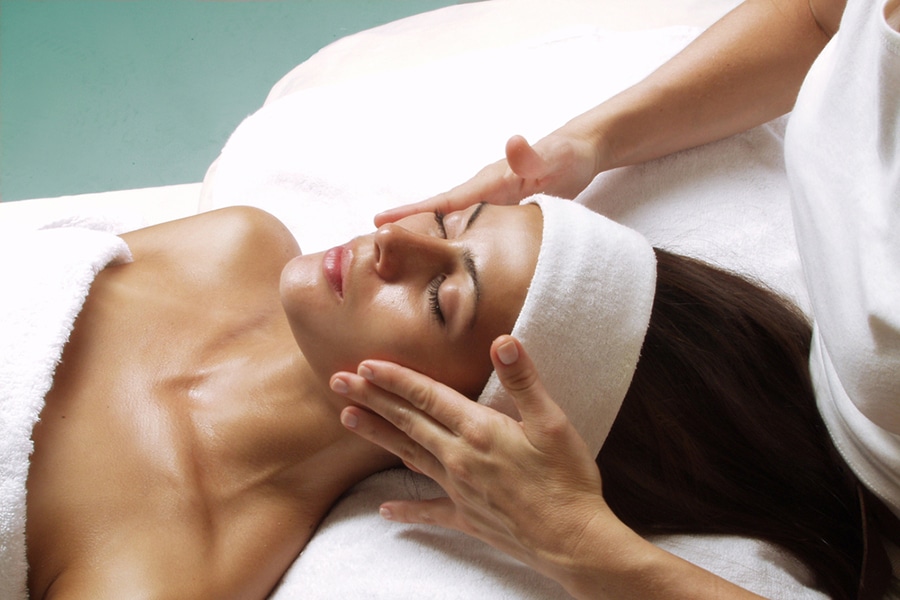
12 196 886 599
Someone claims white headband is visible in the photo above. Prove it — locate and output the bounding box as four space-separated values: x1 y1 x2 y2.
477 195 657 457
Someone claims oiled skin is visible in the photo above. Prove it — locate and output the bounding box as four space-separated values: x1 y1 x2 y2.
26 207 397 599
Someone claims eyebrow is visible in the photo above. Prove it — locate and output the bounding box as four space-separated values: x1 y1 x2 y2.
462 203 486 330
465 202 487 233
463 249 481 330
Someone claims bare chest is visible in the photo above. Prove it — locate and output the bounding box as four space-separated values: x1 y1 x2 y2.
26 257 324 598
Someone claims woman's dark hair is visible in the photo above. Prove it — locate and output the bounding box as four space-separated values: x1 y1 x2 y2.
598 249 886 600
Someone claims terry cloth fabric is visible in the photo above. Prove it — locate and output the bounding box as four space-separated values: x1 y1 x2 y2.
203 26 700 255
0 226 131 600
276 469 827 600
476 195 656 457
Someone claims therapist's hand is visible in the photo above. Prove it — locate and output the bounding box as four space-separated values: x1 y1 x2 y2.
373 132 600 226
329 335 615 584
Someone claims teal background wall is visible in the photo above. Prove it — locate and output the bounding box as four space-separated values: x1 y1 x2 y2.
0 0 464 202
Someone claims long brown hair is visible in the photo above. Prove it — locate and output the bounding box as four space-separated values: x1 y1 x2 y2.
598 250 884 599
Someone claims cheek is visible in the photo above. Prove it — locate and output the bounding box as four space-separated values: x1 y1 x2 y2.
359 288 428 361
359 289 481 387
287 281 427 379
441 312 520 397
368 285 415 320
405 334 497 399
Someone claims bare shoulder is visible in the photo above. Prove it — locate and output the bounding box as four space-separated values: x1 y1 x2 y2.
123 206 300 260
197 206 301 257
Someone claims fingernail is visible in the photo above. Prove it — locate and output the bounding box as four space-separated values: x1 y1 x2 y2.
379 506 393 521
341 410 358 429
358 364 375 380
331 377 349 395
497 339 519 365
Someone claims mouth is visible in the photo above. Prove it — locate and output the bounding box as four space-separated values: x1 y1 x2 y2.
323 245 347 299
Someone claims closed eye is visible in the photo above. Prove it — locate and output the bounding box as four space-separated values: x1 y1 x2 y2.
430 211 449 325
433 210 448 239
428 273 447 325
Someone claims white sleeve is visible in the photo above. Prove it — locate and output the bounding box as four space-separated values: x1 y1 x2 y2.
784 0 900 510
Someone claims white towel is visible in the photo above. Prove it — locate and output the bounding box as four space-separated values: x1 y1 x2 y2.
478 196 656 458
275 470 825 599
0 225 131 600
204 26 699 254
575 115 810 315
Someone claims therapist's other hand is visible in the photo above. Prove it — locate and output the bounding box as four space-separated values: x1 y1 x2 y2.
373 132 599 226
330 335 613 579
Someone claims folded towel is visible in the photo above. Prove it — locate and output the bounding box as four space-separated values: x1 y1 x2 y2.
479 196 656 458
0 226 131 600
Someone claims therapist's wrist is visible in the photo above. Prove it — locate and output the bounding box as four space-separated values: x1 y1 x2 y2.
558 98 644 177
549 510 767 600
545 508 656 600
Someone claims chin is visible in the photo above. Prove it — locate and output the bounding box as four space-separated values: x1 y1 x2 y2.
280 259 338 335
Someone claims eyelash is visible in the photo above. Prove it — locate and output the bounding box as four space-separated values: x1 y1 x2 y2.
429 210 449 325
433 210 448 238
428 274 447 325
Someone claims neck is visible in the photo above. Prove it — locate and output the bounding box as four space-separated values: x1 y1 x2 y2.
253 333 401 508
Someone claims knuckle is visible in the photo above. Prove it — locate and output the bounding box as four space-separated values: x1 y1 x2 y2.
409 378 440 414
465 425 493 454
418 507 437 525
443 452 474 485
541 412 571 439
501 363 540 395
391 403 416 434
394 438 421 466
455 411 496 452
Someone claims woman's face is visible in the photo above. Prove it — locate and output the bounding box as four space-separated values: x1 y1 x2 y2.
281 203 542 397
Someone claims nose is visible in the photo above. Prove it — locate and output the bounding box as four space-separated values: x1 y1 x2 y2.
373 223 455 281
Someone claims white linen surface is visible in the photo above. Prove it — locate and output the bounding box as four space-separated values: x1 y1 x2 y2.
205 26 698 254
0 222 131 600
206 24 808 311
201 24 821 598
276 471 824 599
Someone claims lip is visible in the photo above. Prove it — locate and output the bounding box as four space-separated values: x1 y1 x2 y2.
323 245 348 300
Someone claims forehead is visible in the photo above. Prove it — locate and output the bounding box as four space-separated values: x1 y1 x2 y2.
470 204 541 331
397 202 541 241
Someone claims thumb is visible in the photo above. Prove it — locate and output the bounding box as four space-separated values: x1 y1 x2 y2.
505 135 548 180
490 336 562 428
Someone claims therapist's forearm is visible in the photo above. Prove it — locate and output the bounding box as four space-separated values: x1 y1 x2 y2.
560 0 833 173
549 514 766 600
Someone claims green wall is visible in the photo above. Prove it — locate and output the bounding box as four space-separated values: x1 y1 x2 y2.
0 0 462 202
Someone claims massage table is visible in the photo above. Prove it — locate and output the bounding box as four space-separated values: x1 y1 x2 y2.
0 0 825 597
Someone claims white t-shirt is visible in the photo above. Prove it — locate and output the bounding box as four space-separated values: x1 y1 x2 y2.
785 0 900 517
